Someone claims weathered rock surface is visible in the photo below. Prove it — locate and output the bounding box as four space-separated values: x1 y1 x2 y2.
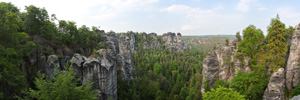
214 43 236 81
101 31 119 53
118 34 136 79
201 51 219 94
162 32 190 51
70 53 86 80
143 33 161 49
82 49 117 100
46 55 60 77
263 68 285 100
291 95 300 100
286 23 300 91
201 40 250 94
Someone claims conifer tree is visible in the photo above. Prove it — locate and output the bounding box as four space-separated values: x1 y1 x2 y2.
266 14 287 73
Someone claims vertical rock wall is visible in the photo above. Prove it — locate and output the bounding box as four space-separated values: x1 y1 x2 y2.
118 34 136 79
286 23 300 91
82 49 117 100
162 32 191 51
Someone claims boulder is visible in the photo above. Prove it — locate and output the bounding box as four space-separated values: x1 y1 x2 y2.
263 68 285 100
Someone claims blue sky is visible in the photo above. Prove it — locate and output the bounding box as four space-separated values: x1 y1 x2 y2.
3 0 300 35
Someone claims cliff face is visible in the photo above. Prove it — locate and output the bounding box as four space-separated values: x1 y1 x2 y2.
201 51 219 93
142 33 161 49
286 23 300 91
201 40 250 94
118 34 136 79
162 32 191 51
82 49 117 100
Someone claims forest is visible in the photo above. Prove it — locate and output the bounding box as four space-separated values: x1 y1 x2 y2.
1 1 300 100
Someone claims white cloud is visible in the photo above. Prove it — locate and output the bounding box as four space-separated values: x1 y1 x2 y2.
277 7 300 19
236 0 254 12
3 0 158 27
161 5 244 35
277 7 300 27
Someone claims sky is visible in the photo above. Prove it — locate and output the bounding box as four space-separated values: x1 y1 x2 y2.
2 0 300 35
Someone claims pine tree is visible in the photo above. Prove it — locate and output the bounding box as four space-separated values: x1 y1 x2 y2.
266 14 287 73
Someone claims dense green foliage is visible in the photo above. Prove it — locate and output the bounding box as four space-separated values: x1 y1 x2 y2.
212 80 229 89
203 86 245 100
230 69 268 99
238 25 264 59
0 2 37 99
266 15 287 73
23 66 97 100
291 82 300 98
118 32 206 100
204 78 210 93
0 2 102 99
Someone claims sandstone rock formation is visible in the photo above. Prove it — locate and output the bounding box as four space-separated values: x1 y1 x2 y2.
201 51 219 94
143 33 161 49
118 34 136 79
70 53 86 80
286 23 300 91
82 49 117 100
263 68 285 100
46 55 60 77
162 32 190 51
201 40 250 94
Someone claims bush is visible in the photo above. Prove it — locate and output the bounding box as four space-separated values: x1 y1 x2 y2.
291 83 300 98
212 80 229 89
203 86 245 100
23 65 97 100
230 70 268 100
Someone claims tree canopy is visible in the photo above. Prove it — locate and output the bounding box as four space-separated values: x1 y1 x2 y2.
203 86 245 100
266 15 287 73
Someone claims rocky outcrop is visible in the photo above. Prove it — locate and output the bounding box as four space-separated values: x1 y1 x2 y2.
201 40 250 94
286 23 300 91
82 49 117 100
70 53 86 80
201 51 219 94
118 34 136 79
162 32 190 51
263 68 285 100
46 55 60 77
143 33 161 49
